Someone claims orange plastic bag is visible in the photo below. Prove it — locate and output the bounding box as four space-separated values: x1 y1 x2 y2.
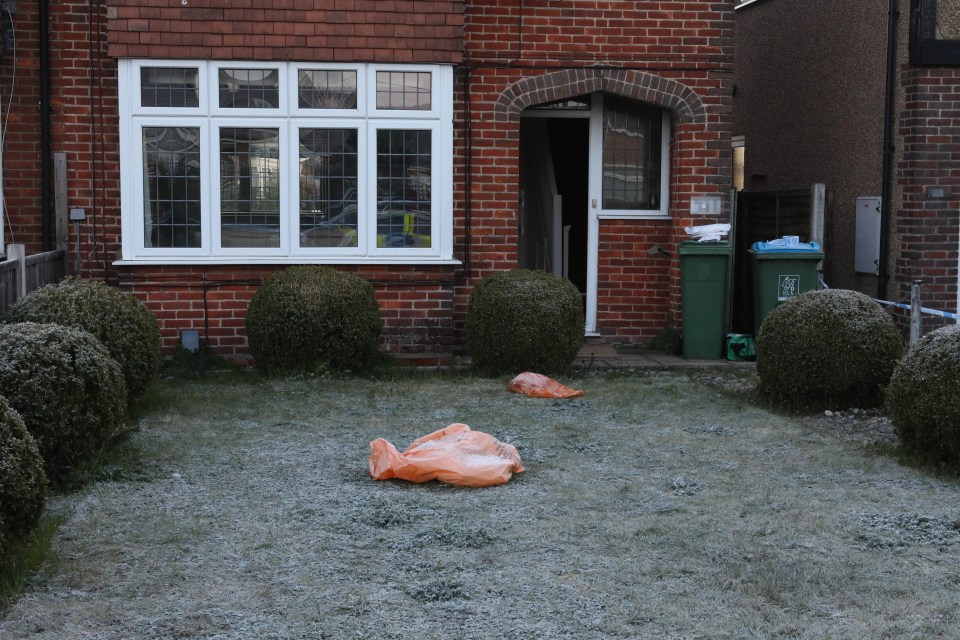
509 372 584 399
369 423 524 488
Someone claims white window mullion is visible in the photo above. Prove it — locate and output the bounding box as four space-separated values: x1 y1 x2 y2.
660 111 671 217
286 124 300 254
362 122 379 254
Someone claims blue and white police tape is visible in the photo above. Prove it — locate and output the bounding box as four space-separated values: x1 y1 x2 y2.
875 299 960 321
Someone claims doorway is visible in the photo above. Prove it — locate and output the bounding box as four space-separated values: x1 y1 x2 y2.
518 117 589 297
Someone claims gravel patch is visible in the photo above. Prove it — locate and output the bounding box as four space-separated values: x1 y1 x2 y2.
694 370 899 447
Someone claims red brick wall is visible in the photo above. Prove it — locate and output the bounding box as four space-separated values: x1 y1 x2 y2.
894 66 960 328
3 0 733 360
597 220 673 340
1 1 120 279
107 0 464 64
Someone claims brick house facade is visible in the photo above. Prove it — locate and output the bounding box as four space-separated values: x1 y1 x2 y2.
1 1 734 362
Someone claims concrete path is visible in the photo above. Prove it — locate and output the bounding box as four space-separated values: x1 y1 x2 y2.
573 339 756 369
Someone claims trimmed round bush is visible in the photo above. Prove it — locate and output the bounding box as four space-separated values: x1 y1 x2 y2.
8 277 161 400
245 266 383 373
886 325 960 466
756 289 903 411
0 394 47 558
0 323 126 480
466 269 584 375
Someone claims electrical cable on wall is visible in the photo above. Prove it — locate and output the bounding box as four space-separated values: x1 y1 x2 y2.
88 0 109 273
0 1 17 253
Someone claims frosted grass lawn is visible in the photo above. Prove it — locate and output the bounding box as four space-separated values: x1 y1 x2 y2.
2 370 959 639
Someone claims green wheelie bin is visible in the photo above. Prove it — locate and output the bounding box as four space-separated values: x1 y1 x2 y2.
680 241 731 359
749 241 824 332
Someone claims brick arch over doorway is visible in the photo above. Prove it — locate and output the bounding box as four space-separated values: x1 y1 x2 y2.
493 69 707 122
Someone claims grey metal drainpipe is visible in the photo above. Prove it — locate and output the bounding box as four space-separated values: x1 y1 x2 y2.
878 0 899 300
39 0 52 251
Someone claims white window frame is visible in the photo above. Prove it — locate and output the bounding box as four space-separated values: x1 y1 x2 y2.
118 60 455 264
593 93 672 221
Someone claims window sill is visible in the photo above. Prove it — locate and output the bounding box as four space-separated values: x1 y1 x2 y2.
114 257 462 267
597 213 671 221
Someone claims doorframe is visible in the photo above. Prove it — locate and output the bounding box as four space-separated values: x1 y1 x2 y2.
521 95 671 334
520 107 596 332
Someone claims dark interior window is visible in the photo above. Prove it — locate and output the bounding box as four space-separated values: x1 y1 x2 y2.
911 0 960 65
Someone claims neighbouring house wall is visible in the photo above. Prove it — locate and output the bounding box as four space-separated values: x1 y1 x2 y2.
1 1 733 361
733 0 887 294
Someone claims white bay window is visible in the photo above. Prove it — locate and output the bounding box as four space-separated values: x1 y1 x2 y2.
118 60 454 263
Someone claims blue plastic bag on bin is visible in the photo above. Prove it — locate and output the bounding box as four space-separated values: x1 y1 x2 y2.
751 241 821 253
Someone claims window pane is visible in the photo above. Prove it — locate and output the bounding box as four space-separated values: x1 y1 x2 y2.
220 128 281 248
219 68 280 109
141 67 199 108
602 97 663 210
937 1 960 39
299 129 359 248
376 71 431 110
298 70 358 109
376 130 431 248
142 127 201 248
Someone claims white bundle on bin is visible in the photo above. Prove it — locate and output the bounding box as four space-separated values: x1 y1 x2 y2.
684 223 731 242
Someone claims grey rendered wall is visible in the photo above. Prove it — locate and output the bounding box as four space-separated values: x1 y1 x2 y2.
733 0 887 292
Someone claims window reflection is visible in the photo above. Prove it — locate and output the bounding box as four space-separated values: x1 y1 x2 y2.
142 127 201 248
376 71 431 110
219 68 280 109
299 70 358 109
299 129 359 247
602 96 663 211
376 130 431 247
219 128 281 248
141 67 199 108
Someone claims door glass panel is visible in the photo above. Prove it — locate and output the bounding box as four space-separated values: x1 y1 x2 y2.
376 130 431 247
219 128 281 248
602 96 662 210
142 127 201 248
299 129 359 247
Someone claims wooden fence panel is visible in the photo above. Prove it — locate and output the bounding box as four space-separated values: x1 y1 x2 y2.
0 246 66 317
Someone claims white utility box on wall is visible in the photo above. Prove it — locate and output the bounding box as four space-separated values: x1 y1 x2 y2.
855 197 881 275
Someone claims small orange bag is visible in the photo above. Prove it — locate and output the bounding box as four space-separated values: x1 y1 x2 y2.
509 372 584 399
369 423 524 488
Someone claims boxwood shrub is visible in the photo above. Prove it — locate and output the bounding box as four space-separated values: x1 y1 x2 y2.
886 325 960 466
756 289 903 411
0 394 47 559
245 266 383 373
0 323 126 481
8 277 161 401
466 269 584 375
